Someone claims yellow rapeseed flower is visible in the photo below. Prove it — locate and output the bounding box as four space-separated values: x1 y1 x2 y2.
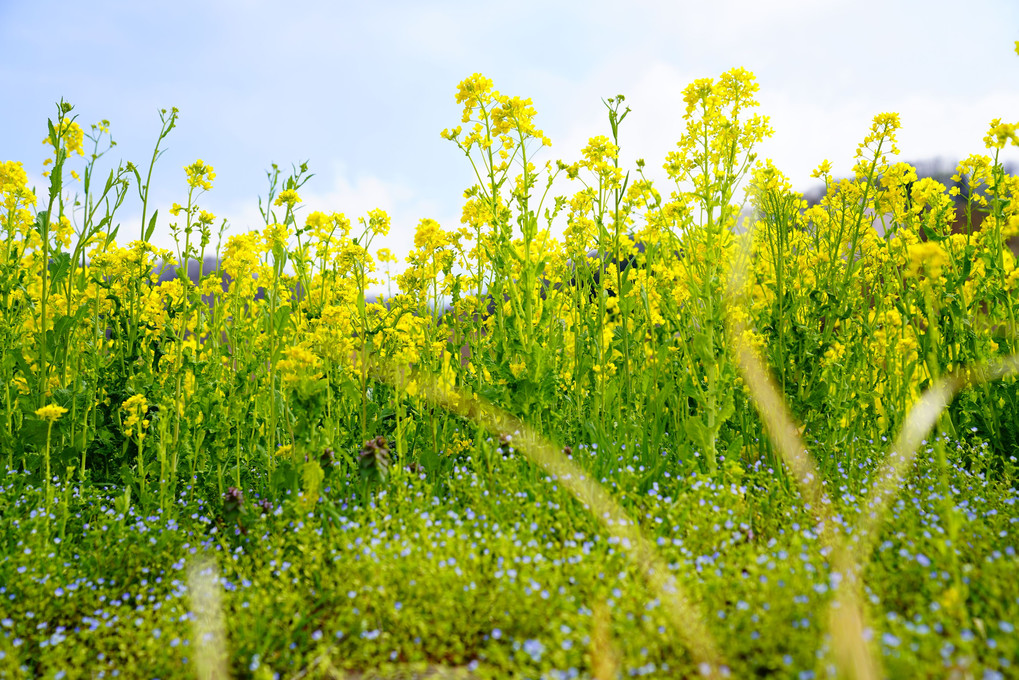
413 218 448 252
121 394 150 440
184 159 216 191
275 189 301 208
35 404 68 423
366 208 391 237
984 118 1019 150
455 73 496 113
263 222 290 251
43 119 85 157
1 160 37 211
906 241 949 280
811 160 832 178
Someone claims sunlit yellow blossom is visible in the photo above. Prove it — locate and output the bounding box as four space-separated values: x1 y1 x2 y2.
222 231 264 296
184 159 215 191
665 68 772 195
305 211 331 232
54 214 73 249
876 162 918 221
455 73 496 115
35 404 68 423
1 160 37 211
366 208 391 236
43 119 85 157
263 222 290 251
492 95 551 147
906 241 949 280
275 189 301 208
121 394 151 441
278 343 322 385
413 218 448 251
984 118 1019 150
572 136 624 189
852 113 900 179
811 160 832 178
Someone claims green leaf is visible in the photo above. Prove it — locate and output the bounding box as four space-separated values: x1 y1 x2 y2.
144 210 159 242
685 415 709 452
46 118 58 148
48 162 63 200
20 418 50 449
692 332 714 365
717 395 736 426
274 304 292 332
48 251 72 287
272 244 289 271
35 210 49 237
105 224 120 247
725 434 745 459
52 312 79 346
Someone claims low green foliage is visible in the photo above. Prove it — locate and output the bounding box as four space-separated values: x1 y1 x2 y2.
1 438 1017 678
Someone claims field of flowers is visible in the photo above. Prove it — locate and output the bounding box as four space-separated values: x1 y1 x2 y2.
2 61 1019 679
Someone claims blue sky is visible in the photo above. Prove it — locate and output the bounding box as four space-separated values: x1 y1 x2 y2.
2 0 1018 263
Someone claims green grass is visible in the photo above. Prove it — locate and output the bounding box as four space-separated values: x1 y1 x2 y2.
1 436 1017 678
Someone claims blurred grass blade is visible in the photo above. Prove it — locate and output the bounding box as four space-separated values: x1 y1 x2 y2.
591 601 620 680
188 555 230 680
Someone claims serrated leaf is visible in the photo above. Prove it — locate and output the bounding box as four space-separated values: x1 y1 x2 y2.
48 251 72 286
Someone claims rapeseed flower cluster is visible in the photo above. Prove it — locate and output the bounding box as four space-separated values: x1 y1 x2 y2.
42 118 85 157
184 159 215 191
34 404 67 423
1 65 1017 524
121 394 150 442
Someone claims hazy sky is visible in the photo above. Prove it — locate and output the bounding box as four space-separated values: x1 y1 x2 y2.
2 0 1018 263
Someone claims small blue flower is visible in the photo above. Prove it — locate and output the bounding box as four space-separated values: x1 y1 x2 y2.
882 632 901 648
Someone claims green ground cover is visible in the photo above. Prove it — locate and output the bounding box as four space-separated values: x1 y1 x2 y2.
2 438 1017 678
